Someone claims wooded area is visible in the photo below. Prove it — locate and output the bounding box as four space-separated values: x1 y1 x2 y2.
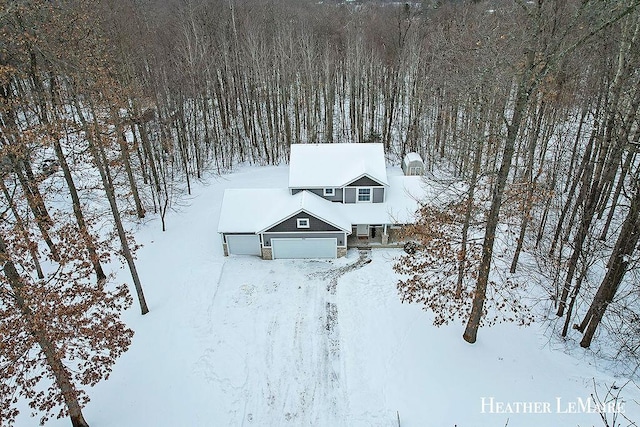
1 0 640 424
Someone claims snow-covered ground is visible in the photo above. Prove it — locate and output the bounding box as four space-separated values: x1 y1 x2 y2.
16 165 640 426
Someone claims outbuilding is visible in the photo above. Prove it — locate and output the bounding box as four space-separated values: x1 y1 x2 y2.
402 152 424 176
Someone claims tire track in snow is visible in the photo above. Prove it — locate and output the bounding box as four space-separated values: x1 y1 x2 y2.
309 249 372 424
198 254 371 425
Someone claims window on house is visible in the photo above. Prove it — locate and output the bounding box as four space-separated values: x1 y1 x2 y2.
357 188 372 202
297 218 310 228
324 188 335 196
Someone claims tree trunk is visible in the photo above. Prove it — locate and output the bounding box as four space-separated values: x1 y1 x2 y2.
563 107 589 193
73 97 149 315
463 74 530 344
577 183 640 348
0 83 58 260
561 261 588 337
52 135 107 283
510 99 545 273
113 108 145 219
599 147 636 240
10 158 60 261
548 121 597 256
0 236 90 427
456 127 483 297
557 49 640 316
0 180 45 279
555 178 601 317
136 121 163 211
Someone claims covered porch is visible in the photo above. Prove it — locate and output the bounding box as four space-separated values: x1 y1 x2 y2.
346 224 406 249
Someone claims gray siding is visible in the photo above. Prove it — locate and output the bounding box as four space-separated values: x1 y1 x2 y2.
345 186 384 203
348 176 384 187
324 188 343 202
291 188 343 202
262 232 346 247
373 187 384 203
344 187 356 203
265 211 341 233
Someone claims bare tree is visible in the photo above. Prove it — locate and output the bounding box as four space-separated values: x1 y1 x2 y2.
576 172 640 348
464 0 640 343
73 96 150 315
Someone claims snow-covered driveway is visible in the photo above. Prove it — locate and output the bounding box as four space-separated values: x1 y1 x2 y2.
199 251 371 426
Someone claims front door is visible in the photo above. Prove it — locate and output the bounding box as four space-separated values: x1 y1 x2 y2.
356 224 369 237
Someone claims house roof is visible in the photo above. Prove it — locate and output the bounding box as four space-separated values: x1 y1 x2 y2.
257 190 352 233
217 188 352 234
217 189 285 233
288 143 389 188
218 175 427 235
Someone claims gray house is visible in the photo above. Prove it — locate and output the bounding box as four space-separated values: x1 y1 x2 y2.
218 143 425 260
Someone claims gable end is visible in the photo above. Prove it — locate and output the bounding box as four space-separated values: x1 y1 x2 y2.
347 175 385 187
264 211 341 233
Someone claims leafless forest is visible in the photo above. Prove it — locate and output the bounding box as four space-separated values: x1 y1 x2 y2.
1 0 640 425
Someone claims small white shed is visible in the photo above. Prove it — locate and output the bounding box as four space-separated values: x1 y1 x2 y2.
402 152 424 176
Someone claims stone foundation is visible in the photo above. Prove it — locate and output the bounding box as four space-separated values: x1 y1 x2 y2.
261 247 273 260
337 247 347 258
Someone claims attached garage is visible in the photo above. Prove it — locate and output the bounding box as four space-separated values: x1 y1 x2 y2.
225 234 261 256
272 237 337 259
219 189 352 260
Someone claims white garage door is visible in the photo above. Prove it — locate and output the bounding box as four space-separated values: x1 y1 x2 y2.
272 238 337 259
226 234 261 256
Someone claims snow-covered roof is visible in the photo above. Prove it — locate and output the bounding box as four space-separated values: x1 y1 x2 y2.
403 152 423 164
217 189 352 234
257 190 352 233
218 175 426 234
288 143 389 188
217 189 287 233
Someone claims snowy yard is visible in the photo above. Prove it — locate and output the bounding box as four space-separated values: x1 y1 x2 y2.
18 165 640 427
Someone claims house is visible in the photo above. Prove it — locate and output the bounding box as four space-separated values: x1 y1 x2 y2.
217 143 425 260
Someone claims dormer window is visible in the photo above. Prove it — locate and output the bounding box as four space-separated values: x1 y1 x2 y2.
357 188 372 203
297 218 310 228
324 188 335 196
